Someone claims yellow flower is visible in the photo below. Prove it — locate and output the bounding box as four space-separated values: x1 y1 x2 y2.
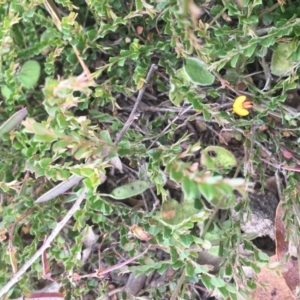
233 95 253 116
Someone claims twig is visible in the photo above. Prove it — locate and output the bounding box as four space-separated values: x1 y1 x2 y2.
205 122 228 145
0 188 88 298
7 208 35 231
147 105 193 148
275 171 282 200
106 287 126 297
119 106 183 113
254 140 273 157
76 245 150 279
170 268 186 300
200 197 225 240
259 57 272 91
258 3 280 18
187 282 210 293
114 64 158 144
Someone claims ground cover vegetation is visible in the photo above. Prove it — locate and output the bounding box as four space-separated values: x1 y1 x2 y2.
1 0 300 299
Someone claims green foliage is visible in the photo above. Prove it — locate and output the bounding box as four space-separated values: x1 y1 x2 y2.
160 198 200 226
0 0 299 299
270 42 295 76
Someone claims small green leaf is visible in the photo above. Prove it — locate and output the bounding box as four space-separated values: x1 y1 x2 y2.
230 55 239 68
172 260 184 269
244 44 257 57
182 177 198 200
170 247 179 263
169 68 190 106
1 85 12 99
109 180 148 200
210 277 225 288
198 183 215 201
201 274 213 290
135 0 143 10
246 280 256 290
100 130 113 144
218 286 229 298
260 37 275 47
18 60 41 89
183 57 215 86
258 251 270 261
225 264 233 277
186 261 194 277
180 234 193 247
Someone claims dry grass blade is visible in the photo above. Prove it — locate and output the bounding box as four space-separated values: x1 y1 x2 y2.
0 108 27 139
35 175 83 203
43 0 95 83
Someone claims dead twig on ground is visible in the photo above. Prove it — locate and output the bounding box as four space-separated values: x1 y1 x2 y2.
114 64 158 144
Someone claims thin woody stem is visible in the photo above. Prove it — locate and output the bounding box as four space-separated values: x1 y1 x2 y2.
77 245 150 279
114 64 158 144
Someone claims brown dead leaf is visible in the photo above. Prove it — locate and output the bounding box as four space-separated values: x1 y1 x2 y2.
251 256 294 300
275 201 300 296
259 124 268 132
125 273 147 296
109 156 123 172
219 130 235 144
285 89 300 109
130 225 152 241
161 201 176 220
147 32 153 41
265 176 278 195
188 1 204 19
136 26 144 35
166 179 181 190
187 162 199 172
283 131 291 137
259 147 270 158
127 197 143 207
194 120 207 132
236 79 247 91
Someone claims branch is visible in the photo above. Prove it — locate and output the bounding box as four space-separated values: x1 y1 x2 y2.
114 64 158 144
